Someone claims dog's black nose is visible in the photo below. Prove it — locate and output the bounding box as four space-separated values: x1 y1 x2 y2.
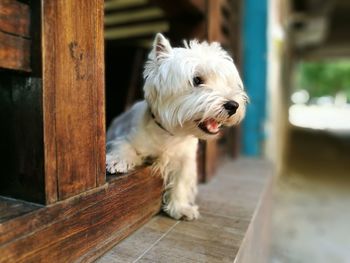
223 101 239 116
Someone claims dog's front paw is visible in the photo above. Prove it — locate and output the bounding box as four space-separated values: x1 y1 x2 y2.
106 155 136 174
164 203 200 221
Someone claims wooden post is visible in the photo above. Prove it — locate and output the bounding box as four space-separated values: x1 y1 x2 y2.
42 0 105 202
0 2 163 261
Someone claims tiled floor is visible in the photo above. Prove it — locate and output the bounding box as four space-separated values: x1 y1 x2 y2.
97 158 272 263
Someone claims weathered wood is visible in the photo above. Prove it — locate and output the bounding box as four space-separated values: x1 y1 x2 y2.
97 159 273 263
0 168 163 262
0 0 30 37
0 31 30 71
0 0 31 71
42 0 105 202
0 197 41 224
0 168 155 243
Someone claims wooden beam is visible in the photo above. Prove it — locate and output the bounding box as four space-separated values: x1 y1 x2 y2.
105 0 148 11
0 0 31 72
105 8 165 26
0 197 41 224
105 21 169 40
151 0 206 18
0 0 30 37
208 0 230 45
0 31 30 72
42 0 105 202
0 168 163 262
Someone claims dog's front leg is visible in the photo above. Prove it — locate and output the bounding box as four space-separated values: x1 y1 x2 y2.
163 153 199 221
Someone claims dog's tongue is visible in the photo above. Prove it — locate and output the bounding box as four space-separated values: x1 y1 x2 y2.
204 118 219 133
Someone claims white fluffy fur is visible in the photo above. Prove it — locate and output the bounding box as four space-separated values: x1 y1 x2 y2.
106 33 247 220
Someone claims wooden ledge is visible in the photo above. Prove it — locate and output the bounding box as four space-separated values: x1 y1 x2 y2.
0 168 163 262
97 158 273 263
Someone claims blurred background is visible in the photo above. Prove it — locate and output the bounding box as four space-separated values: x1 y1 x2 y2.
104 0 350 262
0 0 349 261
268 0 350 262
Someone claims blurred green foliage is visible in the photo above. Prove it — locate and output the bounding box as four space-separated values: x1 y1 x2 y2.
296 61 350 99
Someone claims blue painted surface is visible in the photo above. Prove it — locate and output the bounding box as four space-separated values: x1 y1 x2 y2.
241 0 268 156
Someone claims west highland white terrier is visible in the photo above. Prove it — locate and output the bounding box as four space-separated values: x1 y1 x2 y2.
106 33 247 220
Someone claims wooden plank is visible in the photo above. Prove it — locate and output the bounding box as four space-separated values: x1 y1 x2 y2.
42 0 105 202
0 168 154 244
105 0 148 11
0 0 30 37
151 0 206 17
105 21 169 40
97 159 272 262
0 168 163 262
104 8 165 26
207 0 221 42
135 214 244 262
97 216 177 262
203 140 218 182
0 197 42 224
94 1 106 188
0 31 30 71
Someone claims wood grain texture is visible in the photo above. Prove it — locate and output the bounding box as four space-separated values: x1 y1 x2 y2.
0 31 30 71
0 168 163 263
0 0 30 37
42 0 105 202
0 167 156 245
0 0 31 71
0 197 41 224
97 159 273 263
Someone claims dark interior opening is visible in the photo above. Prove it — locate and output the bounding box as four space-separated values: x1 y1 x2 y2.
105 42 148 127
0 71 45 203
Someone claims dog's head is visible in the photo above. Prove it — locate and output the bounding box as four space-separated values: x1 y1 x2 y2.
143 33 248 139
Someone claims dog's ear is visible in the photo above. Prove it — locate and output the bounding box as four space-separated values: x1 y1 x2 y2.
153 33 172 60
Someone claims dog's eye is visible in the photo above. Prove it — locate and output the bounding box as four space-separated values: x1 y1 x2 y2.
193 76 203 87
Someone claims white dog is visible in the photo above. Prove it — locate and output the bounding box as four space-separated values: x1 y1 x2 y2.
106 33 247 220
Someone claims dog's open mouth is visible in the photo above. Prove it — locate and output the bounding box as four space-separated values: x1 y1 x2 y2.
198 118 222 135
